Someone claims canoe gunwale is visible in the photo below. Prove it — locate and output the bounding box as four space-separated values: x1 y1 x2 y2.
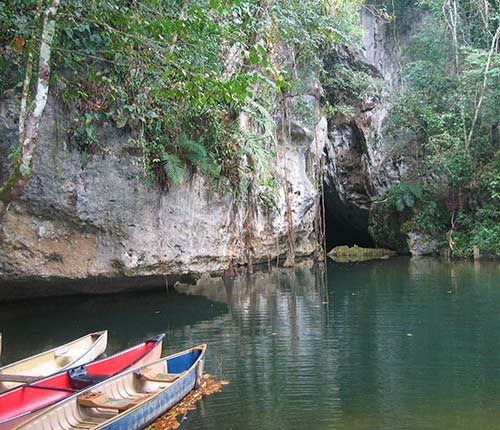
15 344 207 430
78 344 207 430
0 330 108 397
98 344 207 424
108 334 165 376
58 331 108 372
0 330 108 375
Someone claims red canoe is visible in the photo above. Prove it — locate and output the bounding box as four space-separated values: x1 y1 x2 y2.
0 334 164 430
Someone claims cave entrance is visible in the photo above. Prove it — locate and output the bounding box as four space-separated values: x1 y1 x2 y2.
323 182 375 251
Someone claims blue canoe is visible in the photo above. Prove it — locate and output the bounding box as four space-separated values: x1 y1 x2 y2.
16 344 206 430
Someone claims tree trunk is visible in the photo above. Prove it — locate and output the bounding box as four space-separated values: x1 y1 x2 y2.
465 25 500 154
0 0 60 215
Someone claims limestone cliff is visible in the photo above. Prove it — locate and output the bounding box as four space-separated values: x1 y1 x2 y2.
0 3 427 296
322 2 426 252
0 86 327 296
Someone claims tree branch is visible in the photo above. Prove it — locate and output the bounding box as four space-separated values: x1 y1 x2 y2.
465 24 500 155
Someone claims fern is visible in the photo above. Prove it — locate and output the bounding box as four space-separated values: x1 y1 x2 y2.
244 99 277 147
161 152 184 185
177 137 208 164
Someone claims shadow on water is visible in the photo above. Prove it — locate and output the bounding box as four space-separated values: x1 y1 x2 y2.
1 257 500 429
0 288 227 364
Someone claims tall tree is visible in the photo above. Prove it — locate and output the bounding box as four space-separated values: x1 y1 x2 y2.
0 0 60 217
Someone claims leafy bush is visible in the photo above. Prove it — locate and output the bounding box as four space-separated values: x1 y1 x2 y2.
383 0 500 257
453 205 500 257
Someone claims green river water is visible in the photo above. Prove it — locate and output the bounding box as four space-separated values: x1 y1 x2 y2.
1 257 499 429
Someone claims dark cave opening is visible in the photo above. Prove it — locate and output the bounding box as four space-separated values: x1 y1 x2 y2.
323 182 375 251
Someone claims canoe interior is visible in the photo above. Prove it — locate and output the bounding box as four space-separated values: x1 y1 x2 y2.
18 346 205 430
0 336 163 428
0 331 107 394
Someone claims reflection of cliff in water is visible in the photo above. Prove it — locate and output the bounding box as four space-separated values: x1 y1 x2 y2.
171 258 500 430
174 266 329 309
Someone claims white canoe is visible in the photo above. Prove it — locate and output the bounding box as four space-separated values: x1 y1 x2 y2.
0 331 108 393
16 344 207 430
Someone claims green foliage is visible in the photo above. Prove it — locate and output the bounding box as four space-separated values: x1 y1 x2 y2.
453 204 500 257
379 182 423 213
73 111 99 167
1 0 365 204
7 146 21 163
50 0 364 193
320 43 381 121
411 197 449 235
160 152 184 185
369 199 411 253
0 0 38 96
384 0 500 257
372 180 453 252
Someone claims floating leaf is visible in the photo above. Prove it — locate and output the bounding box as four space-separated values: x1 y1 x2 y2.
147 374 229 430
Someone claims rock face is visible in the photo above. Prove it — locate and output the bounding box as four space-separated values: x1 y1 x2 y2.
322 3 425 250
407 231 445 256
323 118 375 247
0 90 326 295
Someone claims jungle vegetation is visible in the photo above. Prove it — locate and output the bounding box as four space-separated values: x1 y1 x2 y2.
0 0 363 205
374 0 500 257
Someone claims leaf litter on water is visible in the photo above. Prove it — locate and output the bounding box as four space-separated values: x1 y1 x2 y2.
147 373 230 430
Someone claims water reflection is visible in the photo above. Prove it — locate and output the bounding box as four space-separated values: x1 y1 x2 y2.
172 258 500 430
1 258 500 429
0 289 227 364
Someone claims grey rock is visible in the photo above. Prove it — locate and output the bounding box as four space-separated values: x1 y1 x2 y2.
0 4 429 291
0 89 326 288
321 4 427 249
407 231 444 256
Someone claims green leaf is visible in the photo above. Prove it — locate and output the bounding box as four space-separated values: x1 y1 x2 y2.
249 47 259 64
395 199 405 212
161 152 184 184
115 115 128 129
408 183 422 199
178 138 208 163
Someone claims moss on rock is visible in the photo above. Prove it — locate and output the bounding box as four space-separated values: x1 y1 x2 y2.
328 245 396 262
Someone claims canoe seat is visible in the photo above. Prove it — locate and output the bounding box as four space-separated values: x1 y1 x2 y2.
77 391 144 412
0 373 39 383
135 368 183 383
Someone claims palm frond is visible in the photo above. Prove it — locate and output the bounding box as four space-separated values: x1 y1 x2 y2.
244 99 277 146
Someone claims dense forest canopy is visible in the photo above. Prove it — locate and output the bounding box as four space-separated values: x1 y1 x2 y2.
376 0 500 257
